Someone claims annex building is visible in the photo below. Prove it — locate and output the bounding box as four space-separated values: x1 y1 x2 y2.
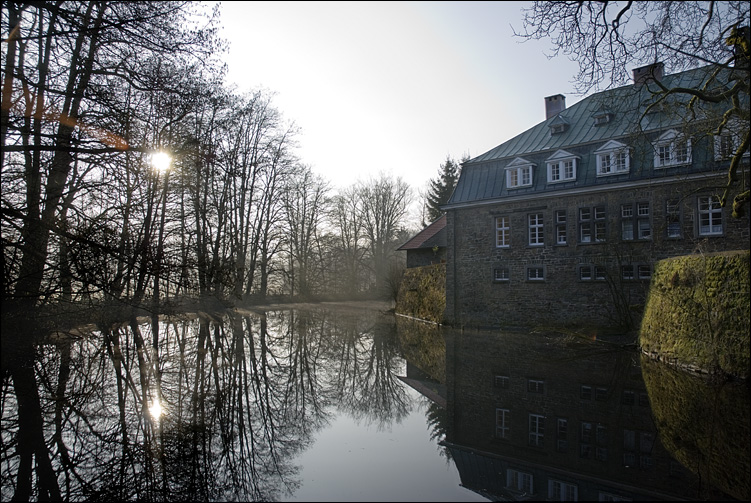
441 62 749 330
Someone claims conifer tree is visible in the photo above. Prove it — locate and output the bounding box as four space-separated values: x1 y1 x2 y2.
424 155 464 224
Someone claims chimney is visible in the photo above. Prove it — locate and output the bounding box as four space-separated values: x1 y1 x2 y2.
545 94 566 120
632 62 664 86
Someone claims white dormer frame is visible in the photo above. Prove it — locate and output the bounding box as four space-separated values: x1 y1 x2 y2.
505 157 535 189
714 118 749 161
548 115 569 135
594 140 631 176
592 109 613 126
546 150 579 183
653 130 692 168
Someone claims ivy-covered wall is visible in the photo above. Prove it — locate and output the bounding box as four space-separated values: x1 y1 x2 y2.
395 263 446 324
640 250 750 378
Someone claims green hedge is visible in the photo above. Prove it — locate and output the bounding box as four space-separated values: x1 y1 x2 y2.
395 263 446 324
640 250 750 378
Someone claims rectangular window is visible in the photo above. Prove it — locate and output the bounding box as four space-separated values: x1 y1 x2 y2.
715 133 736 161
527 266 545 281
579 206 605 243
550 162 560 181
494 267 510 282
581 422 592 443
494 375 509 388
496 216 510 247
579 265 592 281
507 166 533 188
599 491 632 501
580 386 592 400
698 196 723 235
529 414 545 447
557 418 568 452
579 208 591 243
621 205 634 240
564 160 574 179
555 210 567 244
496 408 510 438
666 199 681 238
549 480 578 501
596 446 609 462
527 379 544 393
637 264 652 280
621 265 635 280
637 202 651 239
622 203 650 240
594 266 606 280
655 137 692 167
507 469 533 493
528 213 544 246
595 387 608 401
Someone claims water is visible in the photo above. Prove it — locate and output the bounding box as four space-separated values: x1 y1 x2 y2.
1 303 748 501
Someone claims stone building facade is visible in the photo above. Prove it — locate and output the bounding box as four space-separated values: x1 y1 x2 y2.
442 63 749 331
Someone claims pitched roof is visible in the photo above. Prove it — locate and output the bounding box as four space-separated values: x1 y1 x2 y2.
445 65 738 208
397 214 447 251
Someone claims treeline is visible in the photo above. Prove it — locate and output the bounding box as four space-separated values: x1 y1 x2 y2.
1 2 414 310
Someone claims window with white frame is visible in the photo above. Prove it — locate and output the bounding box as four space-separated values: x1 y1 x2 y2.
579 206 606 243
528 213 544 246
666 199 681 238
505 158 535 188
507 469 533 493
621 265 635 280
549 480 578 501
579 265 605 281
496 408 510 438
496 216 510 247
621 203 650 240
546 150 578 183
698 195 723 235
637 264 652 280
494 267 510 282
653 130 692 167
527 266 545 281
529 414 545 447
555 210 567 244
557 418 568 452
527 379 544 393
595 140 630 176
714 118 748 161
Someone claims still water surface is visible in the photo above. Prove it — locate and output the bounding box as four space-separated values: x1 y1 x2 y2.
1 303 748 501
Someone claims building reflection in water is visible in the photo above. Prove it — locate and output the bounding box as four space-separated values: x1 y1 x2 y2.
395 316 747 501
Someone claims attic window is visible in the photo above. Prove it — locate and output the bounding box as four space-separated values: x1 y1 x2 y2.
546 150 579 183
551 123 566 134
548 116 569 135
593 113 612 126
653 130 691 168
505 158 535 189
595 140 630 176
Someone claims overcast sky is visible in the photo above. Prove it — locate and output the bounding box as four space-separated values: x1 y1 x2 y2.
215 1 584 198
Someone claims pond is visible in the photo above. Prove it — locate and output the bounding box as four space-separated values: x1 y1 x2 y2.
1 302 748 501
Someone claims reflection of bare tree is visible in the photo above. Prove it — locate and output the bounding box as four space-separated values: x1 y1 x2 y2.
1 305 415 500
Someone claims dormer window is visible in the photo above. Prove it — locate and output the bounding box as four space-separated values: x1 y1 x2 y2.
593 110 613 126
548 115 569 135
546 150 578 183
505 158 535 189
594 140 630 176
653 130 692 168
714 119 748 161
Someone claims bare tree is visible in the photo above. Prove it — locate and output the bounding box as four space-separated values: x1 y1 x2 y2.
357 173 413 296
515 1 749 216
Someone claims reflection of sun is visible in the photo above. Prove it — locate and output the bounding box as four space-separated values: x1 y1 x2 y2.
149 399 164 419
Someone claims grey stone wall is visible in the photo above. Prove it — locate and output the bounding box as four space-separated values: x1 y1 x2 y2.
445 177 750 330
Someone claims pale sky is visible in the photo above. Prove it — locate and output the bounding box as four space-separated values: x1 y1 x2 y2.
215 1 583 199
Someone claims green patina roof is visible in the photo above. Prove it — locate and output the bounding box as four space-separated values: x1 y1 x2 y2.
446 65 743 208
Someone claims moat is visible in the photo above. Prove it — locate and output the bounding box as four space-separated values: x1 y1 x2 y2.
1 302 748 501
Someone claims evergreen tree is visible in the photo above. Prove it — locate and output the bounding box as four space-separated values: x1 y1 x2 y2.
424 155 464 224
